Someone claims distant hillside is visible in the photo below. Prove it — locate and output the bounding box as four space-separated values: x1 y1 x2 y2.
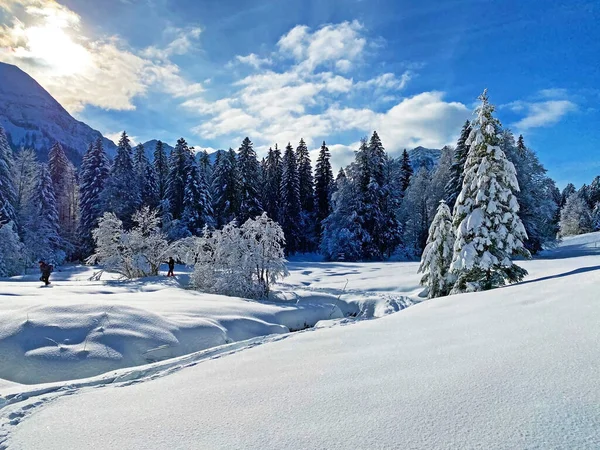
407 146 441 172
0 62 117 165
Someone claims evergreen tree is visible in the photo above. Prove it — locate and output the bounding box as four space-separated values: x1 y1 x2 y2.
197 150 214 228
48 142 78 250
0 126 16 226
501 132 559 253
153 140 169 202
296 139 316 252
314 141 334 238
399 167 431 256
450 90 529 293
133 143 159 209
444 121 471 210
427 146 453 219
237 137 263 223
24 163 65 264
102 131 141 228
296 139 315 214
79 138 110 253
320 164 364 261
592 202 600 231
166 138 192 220
418 200 455 299
182 156 212 235
335 167 346 185
212 149 240 227
280 142 302 253
398 149 414 194
263 145 283 222
561 183 576 207
11 148 39 235
559 192 593 236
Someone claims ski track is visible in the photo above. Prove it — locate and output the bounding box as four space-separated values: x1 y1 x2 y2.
0 314 378 448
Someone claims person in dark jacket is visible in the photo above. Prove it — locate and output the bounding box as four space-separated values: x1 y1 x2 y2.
39 261 53 286
167 257 175 277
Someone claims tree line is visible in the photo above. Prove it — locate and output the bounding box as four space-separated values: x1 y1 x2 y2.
0 89 591 282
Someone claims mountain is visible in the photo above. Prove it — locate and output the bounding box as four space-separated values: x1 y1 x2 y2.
407 146 441 172
0 62 117 165
139 140 175 160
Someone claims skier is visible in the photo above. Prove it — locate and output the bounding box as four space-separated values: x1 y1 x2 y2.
38 260 53 286
167 257 175 277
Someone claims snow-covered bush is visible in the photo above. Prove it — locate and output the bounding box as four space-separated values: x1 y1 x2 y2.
88 206 184 279
418 201 455 299
190 213 289 298
559 193 593 236
0 221 25 277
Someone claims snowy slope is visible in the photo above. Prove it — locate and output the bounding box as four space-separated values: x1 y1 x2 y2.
0 262 416 385
1 233 600 449
0 62 116 162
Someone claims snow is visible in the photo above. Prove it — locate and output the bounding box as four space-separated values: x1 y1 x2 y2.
2 233 600 449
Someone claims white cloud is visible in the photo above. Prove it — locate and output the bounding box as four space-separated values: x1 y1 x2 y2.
234 53 272 69
142 26 202 60
513 100 577 130
0 0 202 113
189 21 467 165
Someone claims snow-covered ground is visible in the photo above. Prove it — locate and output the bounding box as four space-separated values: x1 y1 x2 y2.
1 233 600 449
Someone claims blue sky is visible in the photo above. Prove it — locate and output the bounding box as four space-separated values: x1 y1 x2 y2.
0 0 598 186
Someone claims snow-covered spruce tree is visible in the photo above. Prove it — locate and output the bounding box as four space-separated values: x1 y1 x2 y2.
398 148 414 195
211 148 240 227
559 192 593 236
133 143 159 209
0 221 25 277
320 163 364 261
296 138 316 252
501 132 559 253
0 126 17 226
153 140 169 202
314 141 334 240
418 201 455 299
190 213 288 298
88 207 185 279
561 183 576 208
399 167 431 257
262 145 283 223
237 137 263 224
197 150 215 228
79 138 110 254
450 90 529 293
102 131 141 228
182 155 213 235
592 203 600 231
166 138 192 221
23 163 65 265
445 121 471 210
280 142 302 254
427 146 453 218
48 142 78 253
11 148 39 235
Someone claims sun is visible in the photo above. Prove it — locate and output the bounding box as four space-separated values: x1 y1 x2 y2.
16 23 91 76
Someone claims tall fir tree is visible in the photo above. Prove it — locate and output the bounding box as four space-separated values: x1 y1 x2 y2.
444 120 471 210
559 192 593 236
211 149 240 227
450 90 529 293
11 148 39 235
296 139 316 252
314 140 334 239
280 143 302 253
0 126 16 226
153 140 169 202
182 156 212 235
237 137 263 223
501 132 559 253
102 132 141 228
24 163 64 264
418 200 455 299
78 138 110 253
133 143 159 209
48 142 78 250
263 145 283 222
398 149 414 195
197 150 214 227
166 138 192 221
